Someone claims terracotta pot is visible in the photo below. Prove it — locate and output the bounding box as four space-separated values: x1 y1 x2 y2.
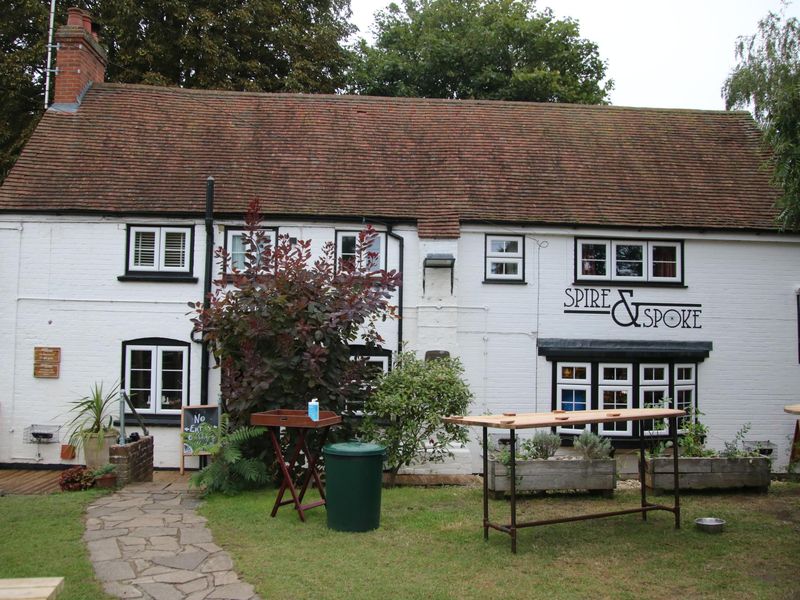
94 473 117 489
60 444 76 460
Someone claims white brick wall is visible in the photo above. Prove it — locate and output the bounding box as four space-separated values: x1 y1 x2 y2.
2 215 799 473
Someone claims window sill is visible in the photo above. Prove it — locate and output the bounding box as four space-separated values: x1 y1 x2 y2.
118 274 199 283
572 280 686 288
114 414 181 427
482 279 527 285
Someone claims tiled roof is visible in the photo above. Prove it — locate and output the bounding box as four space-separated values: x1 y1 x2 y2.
0 83 781 237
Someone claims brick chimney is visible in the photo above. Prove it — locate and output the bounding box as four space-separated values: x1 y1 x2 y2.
52 7 107 106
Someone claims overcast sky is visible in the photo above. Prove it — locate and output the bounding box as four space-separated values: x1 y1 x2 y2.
349 0 799 110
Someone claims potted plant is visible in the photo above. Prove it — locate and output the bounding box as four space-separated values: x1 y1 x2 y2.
65 382 119 470
91 464 118 489
58 466 94 491
59 443 76 460
646 417 771 493
487 430 616 499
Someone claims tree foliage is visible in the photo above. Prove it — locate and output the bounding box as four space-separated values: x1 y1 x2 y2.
360 352 472 485
190 201 400 428
348 0 611 103
724 8 800 229
1 0 354 182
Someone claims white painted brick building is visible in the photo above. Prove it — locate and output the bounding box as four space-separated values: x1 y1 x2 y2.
1 9 798 472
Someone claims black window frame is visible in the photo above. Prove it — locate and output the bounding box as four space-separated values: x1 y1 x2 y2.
574 236 685 287
118 224 197 283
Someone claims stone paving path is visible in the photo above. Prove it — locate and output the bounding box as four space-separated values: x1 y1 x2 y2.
85 480 261 600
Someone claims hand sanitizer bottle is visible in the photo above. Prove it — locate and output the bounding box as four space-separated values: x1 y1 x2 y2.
308 398 319 422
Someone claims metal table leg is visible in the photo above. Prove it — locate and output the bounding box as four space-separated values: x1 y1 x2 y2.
482 426 489 541
639 421 647 521
510 428 517 554
670 416 681 529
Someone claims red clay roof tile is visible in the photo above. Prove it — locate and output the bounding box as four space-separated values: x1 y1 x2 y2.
0 83 781 237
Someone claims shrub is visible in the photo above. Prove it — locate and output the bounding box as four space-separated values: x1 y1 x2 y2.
521 431 561 459
59 466 94 491
361 352 472 485
573 430 612 459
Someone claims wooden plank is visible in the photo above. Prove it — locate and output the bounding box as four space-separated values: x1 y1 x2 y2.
445 408 685 430
0 577 63 600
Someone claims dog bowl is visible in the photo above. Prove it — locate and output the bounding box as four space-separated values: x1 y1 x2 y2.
694 517 725 533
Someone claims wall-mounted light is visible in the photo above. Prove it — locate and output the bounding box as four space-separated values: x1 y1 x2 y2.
423 253 456 293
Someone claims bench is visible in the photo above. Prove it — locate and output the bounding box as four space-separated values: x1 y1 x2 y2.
0 578 64 600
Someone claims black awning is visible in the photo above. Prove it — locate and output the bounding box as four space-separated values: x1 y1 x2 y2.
537 338 713 361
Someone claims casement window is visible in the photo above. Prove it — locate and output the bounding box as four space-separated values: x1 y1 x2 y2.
123 341 189 415
225 228 276 271
128 226 192 273
551 360 699 440
555 363 590 433
598 364 632 435
640 364 670 434
485 234 525 282
336 230 384 272
347 346 392 415
576 238 682 284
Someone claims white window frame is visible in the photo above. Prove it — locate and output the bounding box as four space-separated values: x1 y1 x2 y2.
125 344 188 415
611 240 647 282
648 241 682 283
674 363 696 431
556 362 591 433
336 230 384 273
128 226 191 273
557 362 591 384
225 228 276 272
640 363 669 386
485 234 524 281
577 239 611 281
640 386 671 435
576 238 683 284
599 363 632 385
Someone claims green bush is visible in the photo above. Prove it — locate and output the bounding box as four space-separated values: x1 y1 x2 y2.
521 431 561 459
573 430 612 459
360 352 472 485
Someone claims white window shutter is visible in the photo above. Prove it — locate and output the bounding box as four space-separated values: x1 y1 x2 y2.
133 229 157 268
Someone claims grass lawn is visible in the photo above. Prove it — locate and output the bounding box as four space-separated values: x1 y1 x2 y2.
0 490 113 600
201 482 800 600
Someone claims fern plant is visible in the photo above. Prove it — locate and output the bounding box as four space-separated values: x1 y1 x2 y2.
573 430 612 459
185 414 269 495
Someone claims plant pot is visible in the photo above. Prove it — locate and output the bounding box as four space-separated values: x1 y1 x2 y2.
94 473 117 489
60 444 76 460
488 457 617 499
82 431 118 470
645 456 771 493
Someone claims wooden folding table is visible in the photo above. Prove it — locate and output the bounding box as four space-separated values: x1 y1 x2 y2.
250 409 341 521
444 408 685 553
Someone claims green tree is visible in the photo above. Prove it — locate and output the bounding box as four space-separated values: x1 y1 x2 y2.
348 0 611 103
361 352 472 486
1 0 354 182
724 8 800 229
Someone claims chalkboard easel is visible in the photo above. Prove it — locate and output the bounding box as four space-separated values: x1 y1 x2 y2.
180 405 221 474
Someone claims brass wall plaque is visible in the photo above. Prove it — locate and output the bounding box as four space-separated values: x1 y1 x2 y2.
34 347 61 378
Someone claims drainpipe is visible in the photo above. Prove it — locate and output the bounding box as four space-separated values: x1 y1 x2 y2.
201 176 214 406
386 226 404 356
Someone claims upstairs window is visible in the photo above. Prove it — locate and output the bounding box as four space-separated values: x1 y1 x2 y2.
225 228 276 272
336 230 384 272
576 238 682 284
485 234 524 282
127 226 192 273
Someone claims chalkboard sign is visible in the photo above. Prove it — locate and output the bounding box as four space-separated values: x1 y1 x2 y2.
180 405 221 474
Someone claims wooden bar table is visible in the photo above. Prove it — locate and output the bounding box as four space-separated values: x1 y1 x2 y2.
444 408 685 553
250 409 341 521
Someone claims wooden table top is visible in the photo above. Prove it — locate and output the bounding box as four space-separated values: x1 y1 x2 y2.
444 408 685 430
0 577 64 600
784 403 800 415
250 409 342 428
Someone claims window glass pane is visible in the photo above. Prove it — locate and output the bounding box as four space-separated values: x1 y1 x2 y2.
490 239 519 253
133 231 156 267
652 245 678 278
581 243 606 276
602 389 629 431
643 389 667 406
162 231 187 268
615 244 644 277
161 350 183 371
603 367 628 381
676 366 694 381
561 366 587 380
131 350 152 369
230 233 246 270
162 370 183 390
341 235 356 256
643 367 665 382
129 389 151 409
490 261 519 275
160 390 182 411
129 369 151 390
562 389 587 411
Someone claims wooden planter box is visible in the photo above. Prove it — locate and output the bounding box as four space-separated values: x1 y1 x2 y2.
645 456 771 493
488 458 616 499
